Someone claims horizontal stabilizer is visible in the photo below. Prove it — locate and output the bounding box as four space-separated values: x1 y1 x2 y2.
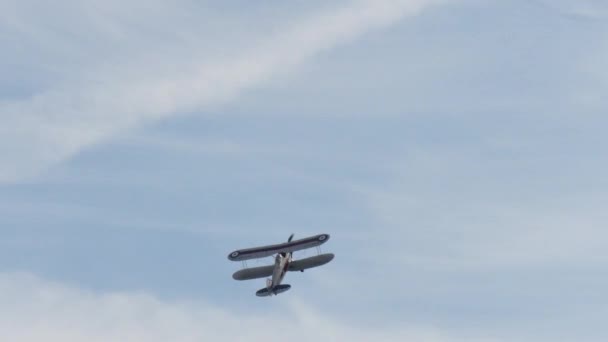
256 284 291 297
228 234 330 261
288 253 334 272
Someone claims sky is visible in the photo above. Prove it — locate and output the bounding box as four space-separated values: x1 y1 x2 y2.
1 0 607 341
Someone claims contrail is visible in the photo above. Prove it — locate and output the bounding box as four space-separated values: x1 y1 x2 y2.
0 0 442 183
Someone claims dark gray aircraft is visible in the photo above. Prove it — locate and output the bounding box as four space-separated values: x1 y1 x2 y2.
228 234 334 297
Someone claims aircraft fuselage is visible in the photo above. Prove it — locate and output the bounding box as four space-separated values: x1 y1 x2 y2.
270 252 292 291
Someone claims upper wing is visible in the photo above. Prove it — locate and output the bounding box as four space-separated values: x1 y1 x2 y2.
288 253 334 272
232 265 275 281
227 234 330 261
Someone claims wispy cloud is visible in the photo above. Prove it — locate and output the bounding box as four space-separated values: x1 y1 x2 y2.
0 0 441 183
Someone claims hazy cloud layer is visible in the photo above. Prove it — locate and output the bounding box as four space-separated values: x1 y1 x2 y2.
0 272 485 342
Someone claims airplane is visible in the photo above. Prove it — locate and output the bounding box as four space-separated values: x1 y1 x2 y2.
228 233 334 297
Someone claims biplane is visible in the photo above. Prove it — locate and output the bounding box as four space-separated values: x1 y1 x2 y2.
228 233 334 297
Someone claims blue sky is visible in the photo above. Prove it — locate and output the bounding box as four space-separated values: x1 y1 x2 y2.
1 0 607 341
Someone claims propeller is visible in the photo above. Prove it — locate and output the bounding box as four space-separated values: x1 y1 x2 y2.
279 234 294 258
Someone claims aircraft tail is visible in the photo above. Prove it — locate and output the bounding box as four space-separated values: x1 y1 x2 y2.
256 284 291 297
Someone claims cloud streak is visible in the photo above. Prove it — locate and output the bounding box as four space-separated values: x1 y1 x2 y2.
0 0 441 183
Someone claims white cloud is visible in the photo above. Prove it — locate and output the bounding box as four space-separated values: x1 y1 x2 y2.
0 272 477 342
0 0 442 183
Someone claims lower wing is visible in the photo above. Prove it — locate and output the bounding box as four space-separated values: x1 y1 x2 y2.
232 265 275 281
232 253 335 280
288 253 334 272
